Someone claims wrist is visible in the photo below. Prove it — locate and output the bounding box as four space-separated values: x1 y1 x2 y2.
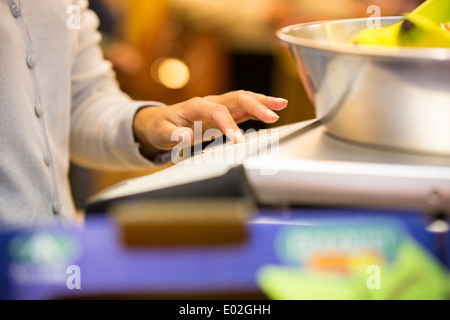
133 106 165 158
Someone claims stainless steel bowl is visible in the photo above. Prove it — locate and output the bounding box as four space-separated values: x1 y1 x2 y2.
277 17 450 156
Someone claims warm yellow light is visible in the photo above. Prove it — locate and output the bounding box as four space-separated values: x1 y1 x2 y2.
156 58 190 89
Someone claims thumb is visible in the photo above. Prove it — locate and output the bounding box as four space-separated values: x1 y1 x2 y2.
169 127 193 149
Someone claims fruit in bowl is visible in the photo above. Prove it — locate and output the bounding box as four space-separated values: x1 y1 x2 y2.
353 0 450 48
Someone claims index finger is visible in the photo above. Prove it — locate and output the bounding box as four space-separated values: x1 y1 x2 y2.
205 91 288 123
184 98 245 143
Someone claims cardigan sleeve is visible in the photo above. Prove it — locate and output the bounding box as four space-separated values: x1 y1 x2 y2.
69 0 166 171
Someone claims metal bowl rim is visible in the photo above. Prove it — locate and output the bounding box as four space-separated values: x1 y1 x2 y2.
276 17 450 61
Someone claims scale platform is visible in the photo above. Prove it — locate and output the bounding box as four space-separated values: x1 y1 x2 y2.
86 119 450 215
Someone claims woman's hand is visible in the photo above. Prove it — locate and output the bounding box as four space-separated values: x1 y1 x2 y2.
133 90 288 158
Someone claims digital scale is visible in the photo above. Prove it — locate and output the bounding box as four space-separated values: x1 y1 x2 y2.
86 118 450 215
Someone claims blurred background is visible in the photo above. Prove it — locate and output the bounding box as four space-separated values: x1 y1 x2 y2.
70 0 422 211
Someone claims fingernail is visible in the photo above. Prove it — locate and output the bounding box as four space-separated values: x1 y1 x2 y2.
266 109 279 118
235 130 245 143
275 98 288 103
